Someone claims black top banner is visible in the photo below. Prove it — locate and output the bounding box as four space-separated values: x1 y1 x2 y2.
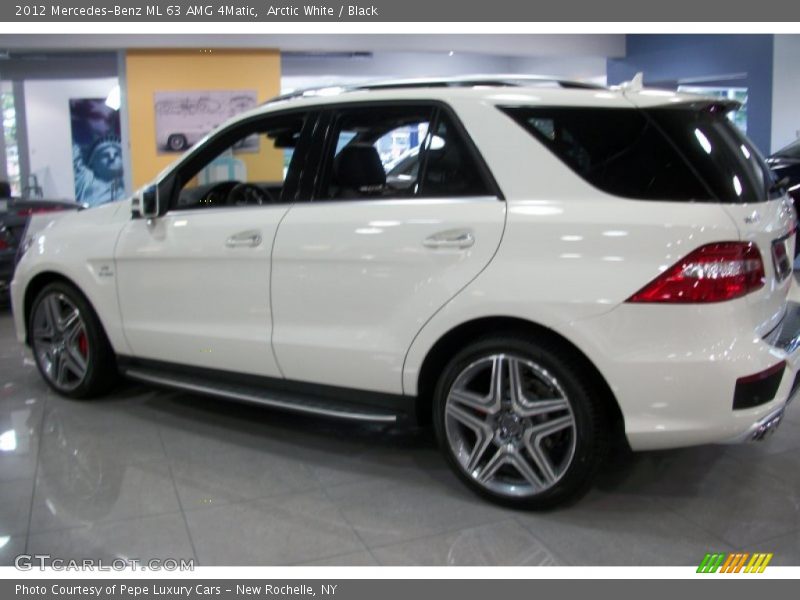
2 0 800 22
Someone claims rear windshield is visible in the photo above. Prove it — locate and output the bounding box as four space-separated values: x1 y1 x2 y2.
501 105 779 203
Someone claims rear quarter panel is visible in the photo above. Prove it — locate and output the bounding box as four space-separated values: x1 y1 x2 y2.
403 98 744 395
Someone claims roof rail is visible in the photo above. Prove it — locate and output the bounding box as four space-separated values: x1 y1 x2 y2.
351 75 604 91
266 74 605 105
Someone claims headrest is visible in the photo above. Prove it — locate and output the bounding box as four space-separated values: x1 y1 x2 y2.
334 144 386 190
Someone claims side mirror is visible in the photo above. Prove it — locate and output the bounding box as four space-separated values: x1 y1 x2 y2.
134 185 159 219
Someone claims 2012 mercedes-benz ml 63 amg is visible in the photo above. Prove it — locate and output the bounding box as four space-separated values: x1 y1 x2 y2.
11 76 800 508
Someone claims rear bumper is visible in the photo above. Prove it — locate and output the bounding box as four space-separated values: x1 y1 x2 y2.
723 303 800 443
568 295 800 451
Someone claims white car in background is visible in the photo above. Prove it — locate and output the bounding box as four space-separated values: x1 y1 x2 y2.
10 76 800 509
157 125 210 152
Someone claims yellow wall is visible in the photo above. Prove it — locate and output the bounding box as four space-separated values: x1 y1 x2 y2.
125 49 282 188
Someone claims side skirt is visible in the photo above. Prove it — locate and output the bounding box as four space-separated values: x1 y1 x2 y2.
117 356 413 424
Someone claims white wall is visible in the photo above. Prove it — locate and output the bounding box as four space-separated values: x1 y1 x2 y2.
24 77 118 199
281 52 608 93
281 52 515 92
772 35 800 153
508 56 608 85
1 34 626 59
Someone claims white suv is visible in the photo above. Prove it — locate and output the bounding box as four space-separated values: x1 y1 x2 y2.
10 76 800 509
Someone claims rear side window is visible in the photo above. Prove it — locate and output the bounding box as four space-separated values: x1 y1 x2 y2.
502 105 777 203
419 115 493 197
315 104 495 201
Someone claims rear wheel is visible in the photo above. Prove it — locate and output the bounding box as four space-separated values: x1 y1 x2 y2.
29 282 117 399
433 335 607 509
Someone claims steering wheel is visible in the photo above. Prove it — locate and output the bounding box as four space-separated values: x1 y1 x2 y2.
226 183 273 206
201 181 238 206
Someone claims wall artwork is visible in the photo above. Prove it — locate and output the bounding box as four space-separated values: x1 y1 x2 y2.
154 89 259 153
69 98 125 207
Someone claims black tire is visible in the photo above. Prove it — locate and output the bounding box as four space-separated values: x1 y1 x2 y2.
432 334 608 510
167 134 188 151
29 282 118 399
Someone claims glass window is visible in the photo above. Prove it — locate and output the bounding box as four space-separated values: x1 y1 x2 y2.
502 105 777 203
502 106 710 202
648 107 778 203
316 105 493 201
419 115 492 197
318 105 433 200
174 113 306 210
1 92 21 196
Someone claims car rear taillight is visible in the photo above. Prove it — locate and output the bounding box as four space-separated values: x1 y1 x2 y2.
626 242 765 304
0 237 8 251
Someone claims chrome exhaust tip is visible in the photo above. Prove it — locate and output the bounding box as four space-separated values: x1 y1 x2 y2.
752 411 784 441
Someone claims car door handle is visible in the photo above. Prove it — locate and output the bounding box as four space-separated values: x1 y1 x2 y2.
423 229 475 250
225 230 262 248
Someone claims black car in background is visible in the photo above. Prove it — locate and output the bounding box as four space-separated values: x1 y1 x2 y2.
0 195 81 301
768 139 800 195
767 139 800 257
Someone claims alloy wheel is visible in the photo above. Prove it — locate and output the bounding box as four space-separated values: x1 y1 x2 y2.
444 353 577 498
32 293 90 392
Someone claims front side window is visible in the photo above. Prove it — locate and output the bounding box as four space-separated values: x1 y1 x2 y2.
315 104 494 201
171 112 307 210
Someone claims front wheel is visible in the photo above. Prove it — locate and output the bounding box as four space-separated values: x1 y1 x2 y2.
433 336 607 509
29 282 118 399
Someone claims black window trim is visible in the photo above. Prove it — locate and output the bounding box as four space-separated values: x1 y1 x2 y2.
306 99 505 203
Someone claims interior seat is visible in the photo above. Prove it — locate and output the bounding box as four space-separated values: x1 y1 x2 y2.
333 144 386 199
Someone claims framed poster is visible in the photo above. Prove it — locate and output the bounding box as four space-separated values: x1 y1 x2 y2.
69 98 125 207
154 89 258 153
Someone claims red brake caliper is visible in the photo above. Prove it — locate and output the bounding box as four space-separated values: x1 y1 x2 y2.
78 330 89 357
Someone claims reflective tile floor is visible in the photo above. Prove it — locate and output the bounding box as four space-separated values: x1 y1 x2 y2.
1 307 800 566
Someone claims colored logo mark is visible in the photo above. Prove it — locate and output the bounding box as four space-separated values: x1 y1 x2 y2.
697 552 773 573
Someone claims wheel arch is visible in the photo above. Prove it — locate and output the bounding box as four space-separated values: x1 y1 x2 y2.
414 316 626 444
23 271 90 345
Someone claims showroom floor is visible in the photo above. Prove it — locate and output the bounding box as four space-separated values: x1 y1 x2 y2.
1 306 799 567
